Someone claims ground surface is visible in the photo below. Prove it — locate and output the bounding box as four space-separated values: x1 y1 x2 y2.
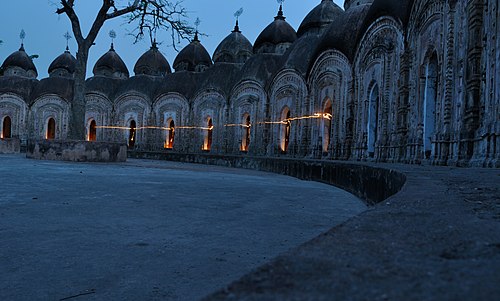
205 164 500 301
0 155 366 301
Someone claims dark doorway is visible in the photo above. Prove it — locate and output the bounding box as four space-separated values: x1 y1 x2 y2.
46 118 56 140
128 120 136 148
205 118 213 151
281 109 291 153
88 120 97 141
367 84 379 158
2 116 12 139
323 100 332 153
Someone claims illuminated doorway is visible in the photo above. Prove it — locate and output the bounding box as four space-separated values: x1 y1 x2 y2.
2 116 12 139
46 118 56 140
88 120 97 141
203 117 213 151
165 119 175 149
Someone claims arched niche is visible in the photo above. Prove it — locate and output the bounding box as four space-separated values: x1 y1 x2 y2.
423 52 438 159
280 107 291 153
367 84 380 157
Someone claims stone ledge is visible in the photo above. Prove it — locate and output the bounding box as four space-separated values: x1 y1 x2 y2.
201 165 500 301
27 140 127 162
129 151 407 206
0 138 20 154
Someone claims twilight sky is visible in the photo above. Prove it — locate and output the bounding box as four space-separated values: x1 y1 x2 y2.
0 0 344 78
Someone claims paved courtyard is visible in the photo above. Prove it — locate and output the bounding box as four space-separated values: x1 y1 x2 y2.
0 155 366 300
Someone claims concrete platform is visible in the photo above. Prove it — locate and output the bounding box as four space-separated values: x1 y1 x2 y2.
205 164 500 301
0 154 366 301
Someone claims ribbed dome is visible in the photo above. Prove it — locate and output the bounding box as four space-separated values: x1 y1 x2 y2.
173 33 213 72
361 0 413 31
344 0 375 10
48 48 77 78
313 2 372 62
253 5 297 55
213 21 253 64
297 0 345 37
1 44 38 78
134 43 172 76
93 44 129 79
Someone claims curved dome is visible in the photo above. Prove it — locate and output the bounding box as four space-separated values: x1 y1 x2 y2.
48 48 77 78
253 5 297 55
173 34 213 72
283 33 322 76
360 0 414 32
213 22 253 64
239 53 283 86
297 0 345 38
344 0 375 10
1 44 38 78
134 43 172 76
93 44 129 79
313 2 372 62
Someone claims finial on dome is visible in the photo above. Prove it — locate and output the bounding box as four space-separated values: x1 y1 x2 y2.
64 31 72 52
275 0 285 20
193 18 201 42
151 38 158 49
109 30 117 50
233 8 243 33
19 29 26 51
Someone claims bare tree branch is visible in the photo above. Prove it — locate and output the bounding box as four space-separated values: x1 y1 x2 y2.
57 0 84 45
85 1 113 45
127 0 196 49
106 0 141 19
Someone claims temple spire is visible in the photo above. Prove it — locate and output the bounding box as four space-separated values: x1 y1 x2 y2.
19 29 26 51
109 30 117 51
233 8 243 33
193 18 201 42
64 31 72 52
275 0 285 20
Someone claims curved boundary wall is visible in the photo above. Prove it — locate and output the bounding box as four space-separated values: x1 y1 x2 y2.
129 151 407 206
27 140 127 162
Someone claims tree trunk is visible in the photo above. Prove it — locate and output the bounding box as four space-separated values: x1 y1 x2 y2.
68 47 89 140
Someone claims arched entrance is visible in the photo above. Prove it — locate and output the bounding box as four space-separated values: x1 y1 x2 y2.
241 114 251 152
88 120 97 141
2 116 12 139
165 119 175 149
46 118 56 140
423 53 438 159
203 117 213 151
322 100 332 153
128 120 136 148
280 107 291 153
367 84 379 158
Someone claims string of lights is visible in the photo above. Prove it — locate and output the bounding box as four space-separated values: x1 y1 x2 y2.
95 113 332 131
